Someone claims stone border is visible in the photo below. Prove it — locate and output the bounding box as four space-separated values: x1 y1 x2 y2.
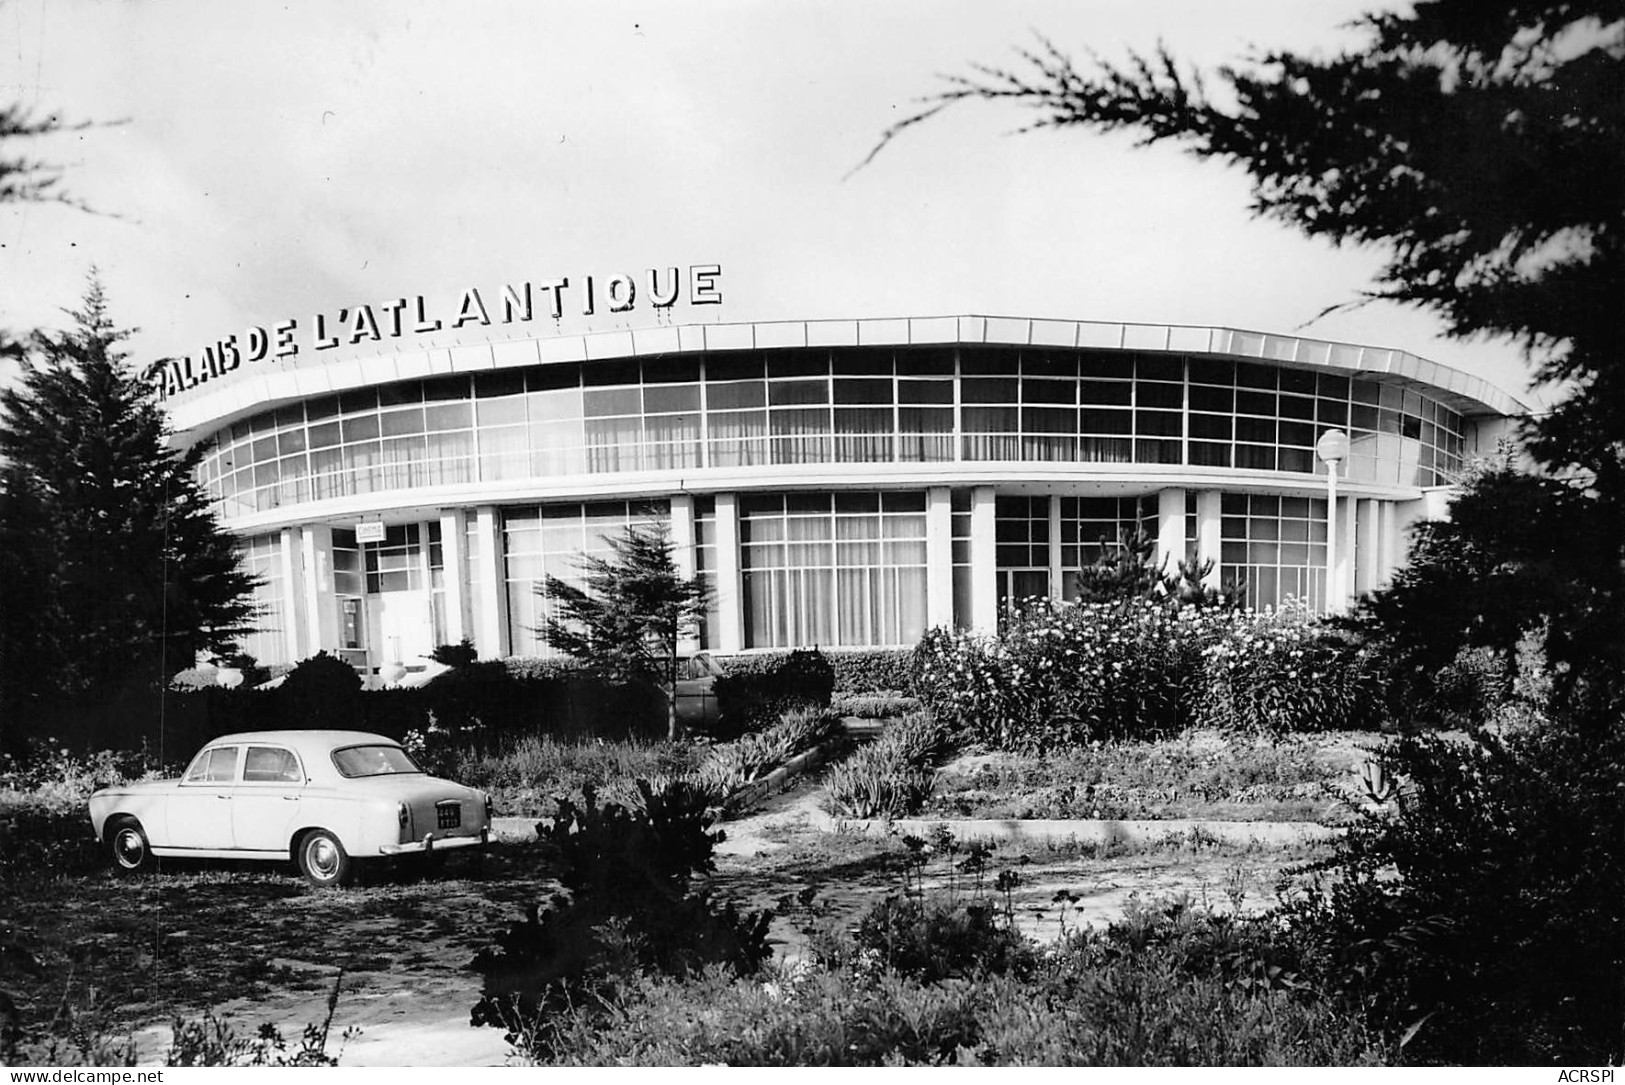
828 816 1341 848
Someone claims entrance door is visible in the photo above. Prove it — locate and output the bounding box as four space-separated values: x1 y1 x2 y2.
370 589 435 666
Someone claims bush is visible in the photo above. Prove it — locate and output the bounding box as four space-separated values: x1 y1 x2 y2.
913 599 1390 752
471 780 773 1059
281 651 363 729
0 743 149 881
712 647 834 735
839 894 1036 982
824 649 916 695
1282 724 1625 1064
913 599 1214 751
1198 606 1388 736
430 638 479 668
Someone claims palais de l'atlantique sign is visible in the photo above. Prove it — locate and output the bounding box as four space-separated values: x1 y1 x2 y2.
157 264 724 400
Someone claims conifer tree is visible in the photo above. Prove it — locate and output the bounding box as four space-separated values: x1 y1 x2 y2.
538 520 710 741
0 276 258 742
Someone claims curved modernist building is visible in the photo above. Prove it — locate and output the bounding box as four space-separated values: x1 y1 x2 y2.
163 314 1524 673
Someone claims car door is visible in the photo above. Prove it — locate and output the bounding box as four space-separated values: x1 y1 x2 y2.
165 744 240 850
674 652 720 729
230 744 307 854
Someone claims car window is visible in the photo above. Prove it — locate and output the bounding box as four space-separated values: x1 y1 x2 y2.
331 744 423 778
683 653 720 680
185 746 240 784
243 746 302 783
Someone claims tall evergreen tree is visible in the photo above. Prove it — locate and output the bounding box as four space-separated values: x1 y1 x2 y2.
538 520 710 741
867 3 1625 498
0 276 258 742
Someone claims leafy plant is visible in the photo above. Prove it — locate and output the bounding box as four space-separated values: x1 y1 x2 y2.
825 712 952 819
1282 725 1625 1064
471 779 772 1059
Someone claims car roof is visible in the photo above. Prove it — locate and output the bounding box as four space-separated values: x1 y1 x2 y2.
203 730 399 749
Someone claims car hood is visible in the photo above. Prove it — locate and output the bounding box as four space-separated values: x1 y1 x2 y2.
91 778 180 799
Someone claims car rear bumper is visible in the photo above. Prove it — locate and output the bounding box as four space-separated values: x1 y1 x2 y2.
378 828 488 856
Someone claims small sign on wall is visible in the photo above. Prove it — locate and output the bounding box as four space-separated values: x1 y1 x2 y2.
356 521 386 544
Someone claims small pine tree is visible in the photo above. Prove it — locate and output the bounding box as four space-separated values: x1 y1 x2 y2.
0 275 258 744
537 520 710 740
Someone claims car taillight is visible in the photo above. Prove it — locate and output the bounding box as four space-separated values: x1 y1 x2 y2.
397 801 410 829
484 794 494 821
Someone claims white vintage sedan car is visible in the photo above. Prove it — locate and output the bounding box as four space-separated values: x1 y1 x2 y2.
88 730 493 887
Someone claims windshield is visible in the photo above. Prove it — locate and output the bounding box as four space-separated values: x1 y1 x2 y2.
331 744 424 779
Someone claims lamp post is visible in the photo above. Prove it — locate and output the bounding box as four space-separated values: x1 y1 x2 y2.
1316 429 1350 614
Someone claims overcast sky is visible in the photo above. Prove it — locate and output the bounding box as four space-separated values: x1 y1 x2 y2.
2 0 1541 406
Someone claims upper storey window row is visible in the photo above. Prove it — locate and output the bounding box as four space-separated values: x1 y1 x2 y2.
196 346 1469 518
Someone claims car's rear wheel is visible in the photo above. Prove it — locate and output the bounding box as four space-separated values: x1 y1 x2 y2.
107 817 154 875
296 829 352 888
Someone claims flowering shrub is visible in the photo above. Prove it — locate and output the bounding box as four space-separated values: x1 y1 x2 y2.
912 598 1216 751
1199 604 1388 736
913 599 1388 750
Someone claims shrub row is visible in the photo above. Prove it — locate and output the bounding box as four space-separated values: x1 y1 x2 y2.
710 648 834 736
711 648 914 695
913 599 1386 752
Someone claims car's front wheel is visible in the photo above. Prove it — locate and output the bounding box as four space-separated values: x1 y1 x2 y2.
107 817 154 875
296 829 353 888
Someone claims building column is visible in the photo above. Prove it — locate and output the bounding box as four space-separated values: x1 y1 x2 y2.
669 494 701 654
1335 495 1357 611
713 492 745 653
1377 500 1401 588
1156 487 1185 577
925 486 954 629
438 510 467 647
472 506 510 659
1195 490 1223 590
1047 495 1064 601
299 525 339 658
276 528 301 664
969 485 998 632
1356 498 1381 597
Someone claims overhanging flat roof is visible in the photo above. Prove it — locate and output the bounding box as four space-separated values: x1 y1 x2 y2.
163 315 1530 446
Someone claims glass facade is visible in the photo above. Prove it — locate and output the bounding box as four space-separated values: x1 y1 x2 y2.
238 533 287 665
1220 494 1329 611
993 495 1160 608
197 346 1467 520
739 492 928 649
502 500 670 656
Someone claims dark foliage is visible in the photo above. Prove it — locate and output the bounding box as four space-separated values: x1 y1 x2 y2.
711 647 835 736
278 652 362 731
1283 724 1625 1064
470 780 772 1057
1352 464 1623 726
429 638 479 668
836 894 1037 983
0 278 258 754
868 4 1625 505
1072 528 1240 608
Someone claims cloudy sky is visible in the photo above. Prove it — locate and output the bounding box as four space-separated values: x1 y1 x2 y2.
2 0 1539 405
